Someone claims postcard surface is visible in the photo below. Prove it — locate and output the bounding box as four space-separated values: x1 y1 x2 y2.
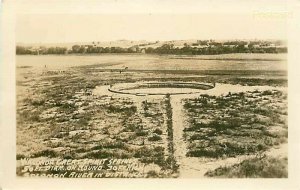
1 0 300 189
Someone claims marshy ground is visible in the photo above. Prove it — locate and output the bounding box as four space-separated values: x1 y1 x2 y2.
16 54 288 178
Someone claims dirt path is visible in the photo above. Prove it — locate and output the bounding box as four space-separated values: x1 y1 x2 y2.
170 96 187 166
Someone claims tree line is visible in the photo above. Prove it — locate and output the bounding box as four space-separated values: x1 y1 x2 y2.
145 44 287 55
16 43 287 55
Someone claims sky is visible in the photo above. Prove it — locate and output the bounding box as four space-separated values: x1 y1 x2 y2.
15 0 288 43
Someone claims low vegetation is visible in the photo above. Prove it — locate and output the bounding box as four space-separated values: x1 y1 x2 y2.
16 66 176 177
16 54 287 178
205 156 288 178
184 90 287 158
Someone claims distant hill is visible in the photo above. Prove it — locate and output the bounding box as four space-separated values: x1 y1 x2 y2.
17 40 156 49
16 39 287 55
17 39 287 49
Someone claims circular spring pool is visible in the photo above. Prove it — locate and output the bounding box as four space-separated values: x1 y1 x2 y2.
108 82 215 96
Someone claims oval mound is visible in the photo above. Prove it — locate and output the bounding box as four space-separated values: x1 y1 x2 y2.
109 82 215 96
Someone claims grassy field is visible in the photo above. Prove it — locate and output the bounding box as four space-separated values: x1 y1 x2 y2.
16 54 288 178
183 90 287 158
205 156 288 178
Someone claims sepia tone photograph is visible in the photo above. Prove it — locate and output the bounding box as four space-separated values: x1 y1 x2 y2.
14 13 289 178
1 0 300 189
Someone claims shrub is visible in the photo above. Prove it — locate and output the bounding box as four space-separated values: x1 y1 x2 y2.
153 128 163 135
148 135 162 141
107 105 137 115
91 142 125 151
16 154 26 160
30 114 41 122
135 130 148 136
82 150 114 159
147 170 160 178
31 149 58 158
262 90 273 96
31 99 45 106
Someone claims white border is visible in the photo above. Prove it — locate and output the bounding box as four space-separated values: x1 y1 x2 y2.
1 0 300 190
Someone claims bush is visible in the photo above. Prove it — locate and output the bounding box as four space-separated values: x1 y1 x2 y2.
16 154 26 160
107 105 137 115
146 170 160 178
82 150 114 159
31 99 45 106
148 135 162 141
262 90 273 96
135 130 148 136
30 114 41 122
153 128 163 135
31 149 58 158
135 146 166 167
91 142 125 150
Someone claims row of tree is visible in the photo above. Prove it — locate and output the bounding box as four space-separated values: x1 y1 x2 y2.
16 44 287 55
16 46 67 55
145 44 287 55
71 45 138 54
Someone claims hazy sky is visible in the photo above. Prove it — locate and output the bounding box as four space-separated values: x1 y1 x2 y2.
16 1 288 43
